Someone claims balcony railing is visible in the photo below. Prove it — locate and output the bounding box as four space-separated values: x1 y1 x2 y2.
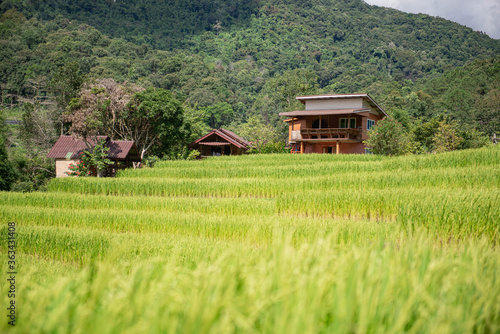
292 128 362 141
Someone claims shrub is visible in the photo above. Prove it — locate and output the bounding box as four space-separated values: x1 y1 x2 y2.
364 117 414 155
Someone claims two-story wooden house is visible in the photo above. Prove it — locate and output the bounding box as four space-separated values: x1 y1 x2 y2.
279 93 387 154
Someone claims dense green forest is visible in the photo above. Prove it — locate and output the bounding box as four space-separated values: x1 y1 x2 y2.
0 0 499 190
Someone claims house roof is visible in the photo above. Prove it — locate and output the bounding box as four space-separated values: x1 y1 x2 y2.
47 136 141 161
199 142 231 146
279 108 371 117
218 128 251 147
294 93 387 116
189 128 250 149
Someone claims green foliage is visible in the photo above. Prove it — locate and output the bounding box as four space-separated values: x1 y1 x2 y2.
263 68 319 111
0 110 16 190
0 144 16 191
256 140 290 154
165 147 201 161
364 117 414 155
412 117 441 152
457 127 490 150
200 101 234 128
231 115 276 153
10 153 55 190
433 121 463 153
50 61 85 109
20 102 58 151
411 116 489 153
422 56 500 134
141 155 161 168
67 139 112 177
66 155 91 177
129 87 191 157
183 104 212 143
87 139 112 177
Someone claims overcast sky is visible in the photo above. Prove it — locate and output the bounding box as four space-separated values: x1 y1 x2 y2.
363 0 500 39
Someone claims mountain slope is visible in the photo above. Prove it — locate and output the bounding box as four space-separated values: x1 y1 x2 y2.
0 0 499 133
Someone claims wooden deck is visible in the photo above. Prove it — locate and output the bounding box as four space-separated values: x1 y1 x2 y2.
297 128 362 141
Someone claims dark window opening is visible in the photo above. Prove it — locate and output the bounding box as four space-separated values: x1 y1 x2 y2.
212 147 221 156
312 119 328 129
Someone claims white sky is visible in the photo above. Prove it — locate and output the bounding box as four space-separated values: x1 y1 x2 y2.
363 0 500 39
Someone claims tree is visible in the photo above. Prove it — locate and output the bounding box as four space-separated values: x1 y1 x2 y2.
16 103 57 190
50 61 86 109
233 116 276 154
20 102 58 153
433 121 463 153
64 80 190 160
201 102 234 128
183 103 211 143
264 69 319 111
364 117 414 156
0 144 16 191
0 110 16 191
65 79 142 142
67 139 112 177
412 117 441 152
124 88 191 158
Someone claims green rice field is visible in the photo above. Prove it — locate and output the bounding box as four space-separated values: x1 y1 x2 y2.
1 146 499 333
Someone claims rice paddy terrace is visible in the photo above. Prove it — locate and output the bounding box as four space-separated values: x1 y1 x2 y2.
1 146 499 333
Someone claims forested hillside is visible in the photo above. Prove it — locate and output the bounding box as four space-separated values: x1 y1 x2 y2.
0 0 499 190
1 0 499 116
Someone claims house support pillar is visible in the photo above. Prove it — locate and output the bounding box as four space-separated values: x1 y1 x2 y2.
300 141 304 154
336 141 340 154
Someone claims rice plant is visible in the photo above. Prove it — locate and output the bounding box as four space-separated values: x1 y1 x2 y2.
0 145 498 333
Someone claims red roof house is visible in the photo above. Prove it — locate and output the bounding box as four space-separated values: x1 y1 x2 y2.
188 128 250 158
47 136 141 177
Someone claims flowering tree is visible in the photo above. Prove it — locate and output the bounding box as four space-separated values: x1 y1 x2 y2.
64 80 190 160
66 139 112 177
66 153 91 177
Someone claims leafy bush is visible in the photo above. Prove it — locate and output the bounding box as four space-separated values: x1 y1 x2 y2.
364 117 414 156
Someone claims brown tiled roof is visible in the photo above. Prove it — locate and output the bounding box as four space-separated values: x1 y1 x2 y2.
279 108 370 117
218 128 251 147
189 128 250 149
107 140 141 160
47 136 141 161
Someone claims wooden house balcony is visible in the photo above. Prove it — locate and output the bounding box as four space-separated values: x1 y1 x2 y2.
291 128 362 142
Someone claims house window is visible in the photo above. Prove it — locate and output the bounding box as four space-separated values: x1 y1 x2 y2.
312 119 328 129
340 118 356 128
212 147 222 156
367 119 375 130
365 148 373 154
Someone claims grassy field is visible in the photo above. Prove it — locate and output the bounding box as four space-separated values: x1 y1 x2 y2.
1 146 499 333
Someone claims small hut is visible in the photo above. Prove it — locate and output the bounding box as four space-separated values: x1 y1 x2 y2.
47 136 141 177
188 128 250 158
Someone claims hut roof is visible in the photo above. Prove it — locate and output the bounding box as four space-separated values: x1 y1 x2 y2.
189 128 250 149
47 136 141 161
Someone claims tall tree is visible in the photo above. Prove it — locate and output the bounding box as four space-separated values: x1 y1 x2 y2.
64 79 143 143
0 110 16 190
233 116 276 154
125 88 191 158
50 61 86 110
